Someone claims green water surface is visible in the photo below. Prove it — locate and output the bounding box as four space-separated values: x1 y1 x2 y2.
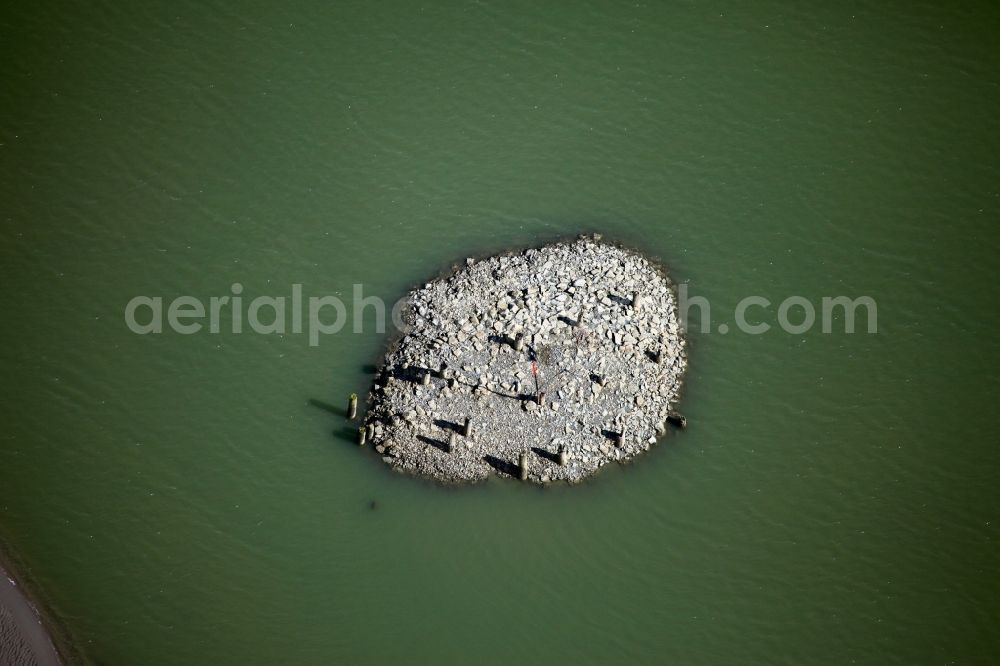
2 1 998 663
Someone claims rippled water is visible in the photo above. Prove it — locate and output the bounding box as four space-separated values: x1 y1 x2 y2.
2 1 998 663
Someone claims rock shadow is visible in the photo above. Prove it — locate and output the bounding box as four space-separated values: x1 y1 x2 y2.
530 446 560 464
387 365 436 383
433 418 464 433
483 455 519 477
417 434 451 453
487 334 514 347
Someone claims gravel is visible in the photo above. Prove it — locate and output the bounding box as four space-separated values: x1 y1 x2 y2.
362 235 687 484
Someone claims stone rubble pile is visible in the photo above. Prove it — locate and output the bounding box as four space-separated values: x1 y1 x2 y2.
362 235 687 484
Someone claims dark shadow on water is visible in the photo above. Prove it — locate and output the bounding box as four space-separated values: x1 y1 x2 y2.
310 397 362 447
417 434 451 453
309 398 346 418
360 363 379 374
530 446 560 464
333 425 359 445
483 455 519 477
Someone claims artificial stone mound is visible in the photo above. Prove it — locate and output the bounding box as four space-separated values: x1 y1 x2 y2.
363 236 687 484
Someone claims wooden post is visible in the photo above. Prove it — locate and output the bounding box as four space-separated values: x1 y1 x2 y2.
462 417 472 437
348 393 358 420
519 451 529 480
421 372 430 386
614 428 625 446
357 426 367 446
514 333 525 351
448 433 457 453
537 391 546 407
632 293 642 312
558 445 568 466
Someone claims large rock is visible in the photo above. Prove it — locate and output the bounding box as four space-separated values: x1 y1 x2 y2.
364 236 687 484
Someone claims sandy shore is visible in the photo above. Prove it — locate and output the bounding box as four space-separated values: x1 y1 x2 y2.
0 559 66 666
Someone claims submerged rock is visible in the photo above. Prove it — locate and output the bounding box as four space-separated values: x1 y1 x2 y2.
364 235 687 484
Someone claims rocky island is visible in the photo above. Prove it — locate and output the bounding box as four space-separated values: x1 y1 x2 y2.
361 235 687 484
